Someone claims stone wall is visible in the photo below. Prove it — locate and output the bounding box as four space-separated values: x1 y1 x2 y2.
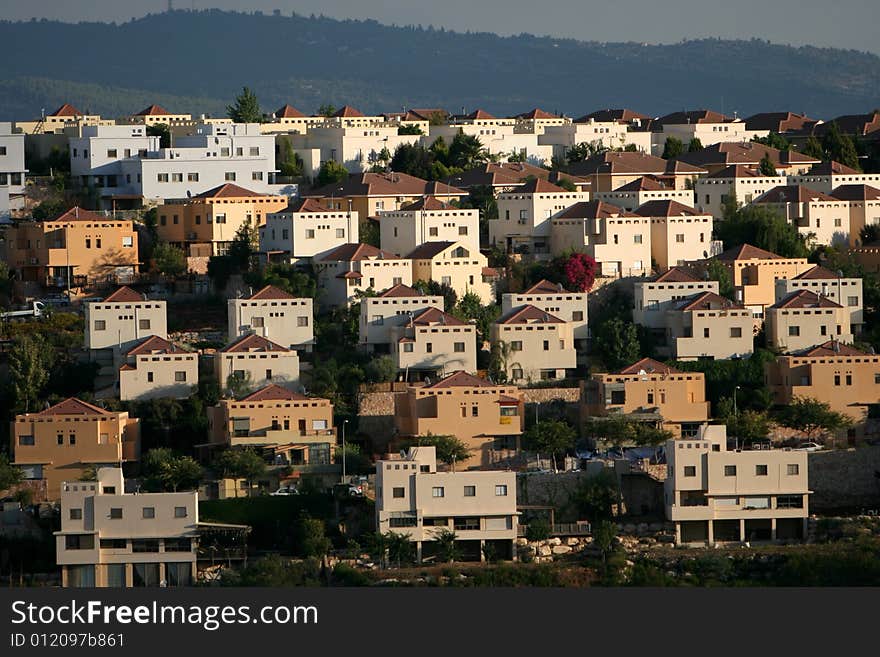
808 446 880 510
357 391 400 452
520 388 581 404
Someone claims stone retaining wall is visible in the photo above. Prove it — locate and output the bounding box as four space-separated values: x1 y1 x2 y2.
808 446 880 510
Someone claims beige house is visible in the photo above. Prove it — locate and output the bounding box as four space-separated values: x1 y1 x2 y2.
693 165 786 219
653 110 752 154
14 103 109 135
540 110 653 158
635 200 718 269
492 179 588 256
789 160 880 195
261 104 325 134
315 243 412 308
85 286 167 353
831 184 880 245
214 334 300 392
566 151 705 193
394 371 524 467
55 468 198 587
375 446 518 562
12 398 140 501
665 426 809 545
389 307 477 379
408 241 494 305
550 201 650 277
633 267 720 332
156 183 288 258
206 385 335 470
359 284 444 352
774 265 863 333
582 358 710 438
227 285 314 353
4 206 138 286
379 196 480 256
595 175 695 212
673 141 819 177
490 305 576 382
711 244 811 318
752 185 851 247
765 290 852 353
259 198 359 264
502 279 588 350
765 340 879 440
118 336 198 401
664 292 754 361
124 104 192 127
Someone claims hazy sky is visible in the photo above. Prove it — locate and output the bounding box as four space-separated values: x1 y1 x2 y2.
2 0 878 54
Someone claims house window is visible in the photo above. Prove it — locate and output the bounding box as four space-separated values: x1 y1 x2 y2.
787 464 799 476
157 173 169 182
392 487 405 498
252 171 263 181
432 487 444 498
174 371 187 382
703 328 710 338
454 342 465 352
543 340 549 351
789 326 800 336
107 149 117 158
147 372 154 383
834 375 840 386
224 172 236 181
634 234 643 244
723 465 736 477
495 484 508 496
848 296 858 306
174 506 188 518
756 465 768 476
171 173 183 182
426 343 433 353
511 341 522 351
403 343 413 352
69 508 82 520
464 486 476 497
142 507 155 519
372 315 384 326
250 147 260 156
18 435 35 446
139 319 151 330
297 316 309 327
429 227 439 237
109 508 123 519
458 226 468 235
846 374 852 386
572 311 583 321
94 320 106 331
512 368 523 380
251 317 264 327
730 327 742 338
683 466 696 477
675 234 685 243
305 229 315 239
336 228 345 238
471 406 478 417
221 147 230 156
188 173 199 182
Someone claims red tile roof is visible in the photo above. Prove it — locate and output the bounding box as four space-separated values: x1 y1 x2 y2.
575 108 653 125
653 267 701 283
675 142 819 169
715 244 784 262
337 271 363 279
50 103 83 117
706 165 769 179
220 334 289 353
523 279 571 294
656 109 735 126
796 340 866 357
555 200 640 220
37 397 111 416
754 185 838 204
410 307 467 326
424 370 496 388
744 112 816 133
512 178 568 194
568 151 705 177
497 304 565 325
514 108 559 120
806 160 862 176
378 284 424 298
275 104 306 118
319 243 399 262
247 285 296 300
616 357 682 375
792 265 845 280
399 196 453 211
634 199 703 217
103 286 146 302
135 104 170 116
465 109 496 120
193 183 268 199
333 105 366 118
45 206 105 222
239 384 310 402
673 291 744 312
406 241 469 260
309 172 460 198
280 198 331 213
126 335 187 356
831 184 880 202
614 176 670 192
770 289 842 309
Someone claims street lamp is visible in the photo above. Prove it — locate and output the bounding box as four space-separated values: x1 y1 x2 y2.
733 385 741 451
341 419 349 484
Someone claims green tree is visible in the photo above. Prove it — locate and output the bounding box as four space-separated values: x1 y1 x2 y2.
522 420 576 466
213 448 267 496
0 453 22 491
662 136 684 159
412 279 457 310
152 242 187 278
593 519 618 574
752 132 790 151
822 122 861 171
227 86 263 123
758 153 778 176
451 291 500 344
228 217 259 272
802 135 825 160
244 262 317 298
398 124 423 135
317 104 336 118
0 261 12 307
399 433 470 467
315 160 349 187
860 224 880 245
555 176 577 192
141 448 202 492
432 528 459 563
718 403 771 447
31 198 68 221
706 259 735 299
776 397 852 440
385 532 414 567
448 132 485 169
571 470 618 521
365 355 397 383
566 141 606 164
225 371 254 398
277 137 304 179
715 201 810 258
687 137 703 152
592 317 641 371
390 143 435 179
295 517 331 559
9 335 50 412
146 123 171 148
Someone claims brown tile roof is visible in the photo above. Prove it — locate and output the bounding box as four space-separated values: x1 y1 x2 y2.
512 178 568 194
334 105 365 118
220 334 289 353
514 108 559 119
656 109 735 126
50 103 83 117
465 109 496 120
743 112 817 133
715 244 784 262
423 181 468 196
675 142 819 169
831 184 880 201
523 279 571 294
280 198 331 213
548 171 591 188
796 340 866 357
568 151 705 177
754 185 838 204
410 307 467 326
398 108 449 122
653 267 701 283
378 284 423 298
126 335 187 356
425 370 495 389
239 384 310 402
135 104 170 116
275 104 306 118
399 196 453 211
37 397 111 416
497 304 565 325
482 266 500 278
614 176 670 191
792 265 845 280
770 289 842 309
706 165 769 179
193 183 267 199
309 172 456 198
575 108 653 125
616 357 682 375
45 206 105 222
555 200 640 220
247 285 296 300
814 112 880 137
337 271 363 279
319 243 399 262
103 286 146 302
406 241 459 260
806 160 862 176
673 291 744 312
634 200 703 217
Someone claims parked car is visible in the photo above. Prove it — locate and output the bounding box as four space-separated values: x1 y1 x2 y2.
795 442 823 452
270 486 299 496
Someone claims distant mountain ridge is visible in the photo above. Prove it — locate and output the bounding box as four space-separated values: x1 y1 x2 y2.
1 10 879 121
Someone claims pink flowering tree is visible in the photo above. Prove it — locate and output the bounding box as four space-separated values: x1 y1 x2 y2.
564 253 598 292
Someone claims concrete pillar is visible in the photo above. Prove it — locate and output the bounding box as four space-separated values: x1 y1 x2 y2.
416 541 422 565
674 522 682 546
770 518 777 541
479 539 486 563
511 540 518 562
707 520 714 546
739 519 746 542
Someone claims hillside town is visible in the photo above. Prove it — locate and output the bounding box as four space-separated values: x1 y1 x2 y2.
2 94 880 588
